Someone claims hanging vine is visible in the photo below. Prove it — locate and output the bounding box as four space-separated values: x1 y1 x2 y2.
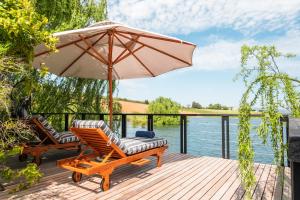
237 45 300 199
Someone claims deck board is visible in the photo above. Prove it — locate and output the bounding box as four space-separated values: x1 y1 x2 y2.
1 152 290 200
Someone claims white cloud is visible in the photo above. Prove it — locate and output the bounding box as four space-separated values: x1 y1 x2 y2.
108 0 300 35
192 30 300 73
116 79 147 96
193 40 252 70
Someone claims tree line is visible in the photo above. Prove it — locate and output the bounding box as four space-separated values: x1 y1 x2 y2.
190 101 232 110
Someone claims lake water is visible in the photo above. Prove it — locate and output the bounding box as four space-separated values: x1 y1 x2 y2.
123 116 288 164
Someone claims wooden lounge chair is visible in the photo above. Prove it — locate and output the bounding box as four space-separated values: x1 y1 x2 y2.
57 120 168 191
19 115 81 165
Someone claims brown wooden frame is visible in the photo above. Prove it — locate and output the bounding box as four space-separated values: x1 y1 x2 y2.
21 118 81 165
57 127 168 191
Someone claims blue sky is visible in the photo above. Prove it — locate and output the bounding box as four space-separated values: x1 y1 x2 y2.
108 0 300 108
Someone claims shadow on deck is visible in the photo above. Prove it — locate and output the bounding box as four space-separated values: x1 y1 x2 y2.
0 150 291 200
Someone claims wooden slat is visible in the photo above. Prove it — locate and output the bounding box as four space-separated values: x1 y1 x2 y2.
263 165 277 200
1 153 290 200
58 153 189 199
153 158 229 200
189 160 237 200
282 167 291 200
252 164 272 199
130 157 221 200
70 154 195 200
272 167 284 200
120 157 214 200
176 160 235 199
231 164 266 200
220 164 259 200
3 153 182 199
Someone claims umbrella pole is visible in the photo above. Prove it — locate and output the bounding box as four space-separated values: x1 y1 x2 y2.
108 31 114 128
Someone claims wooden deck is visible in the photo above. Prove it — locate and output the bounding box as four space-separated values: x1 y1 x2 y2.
1 152 291 200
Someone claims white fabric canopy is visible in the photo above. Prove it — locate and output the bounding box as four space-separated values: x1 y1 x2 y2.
33 21 196 127
33 21 196 80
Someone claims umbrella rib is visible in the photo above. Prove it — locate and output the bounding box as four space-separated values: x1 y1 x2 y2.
59 33 107 76
113 44 144 65
114 34 155 77
116 30 196 46
75 43 120 80
34 32 103 57
79 35 108 65
115 32 191 66
113 36 140 64
74 43 106 65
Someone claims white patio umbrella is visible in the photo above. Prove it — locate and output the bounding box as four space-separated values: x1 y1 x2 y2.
33 21 196 127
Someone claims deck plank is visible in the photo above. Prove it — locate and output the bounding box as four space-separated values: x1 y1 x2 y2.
189 160 238 200
157 158 229 200
0 153 290 200
282 167 291 200
231 164 266 200
147 157 226 200
126 156 218 200
177 159 235 200
220 164 259 200
252 164 272 199
263 165 277 200
272 167 284 200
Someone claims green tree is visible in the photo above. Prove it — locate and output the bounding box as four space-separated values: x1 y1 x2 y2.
8 0 112 122
237 45 300 199
207 103 229 110
31 0 110 116
148 97 181 126
0 0 56 191
192 101 202 109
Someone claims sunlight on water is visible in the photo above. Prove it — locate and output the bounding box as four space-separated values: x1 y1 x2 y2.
125 117 288 164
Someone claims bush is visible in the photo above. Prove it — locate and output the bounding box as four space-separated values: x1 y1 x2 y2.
148 97 181 126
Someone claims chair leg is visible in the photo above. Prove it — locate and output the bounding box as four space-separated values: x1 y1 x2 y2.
101 174 110 191
157 154 162 167
99 168 114 191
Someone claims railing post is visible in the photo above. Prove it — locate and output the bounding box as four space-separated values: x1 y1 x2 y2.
99 114 104 121
64 113 69 131
148 114 153 131
184 115 187 154
221 116 225 158
226 116 230 159
180 115 184 154
280 117 285 167
222 116 230 159
121 114 127 138
281 116 290 167
180 115 187 154
286 116 290 167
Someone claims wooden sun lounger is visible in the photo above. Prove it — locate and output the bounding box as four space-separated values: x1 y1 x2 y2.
57 126 168 191
20 117 81 166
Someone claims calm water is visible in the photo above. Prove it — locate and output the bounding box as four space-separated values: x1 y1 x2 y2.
123 117 287 164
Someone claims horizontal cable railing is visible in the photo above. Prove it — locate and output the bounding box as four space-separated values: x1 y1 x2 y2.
32 112 289 166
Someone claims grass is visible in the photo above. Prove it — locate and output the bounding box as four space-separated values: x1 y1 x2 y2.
180 108 239 114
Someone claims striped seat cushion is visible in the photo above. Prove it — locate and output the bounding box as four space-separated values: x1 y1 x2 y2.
72 120 167 155
72 120 126 151
120 137 167 155
58 131 80 144
33 115 61 140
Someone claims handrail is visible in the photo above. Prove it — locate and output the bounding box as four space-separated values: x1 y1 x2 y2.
33 112 272 117
32 112 290 166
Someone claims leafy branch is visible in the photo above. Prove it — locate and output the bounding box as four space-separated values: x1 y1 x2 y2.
237 45 300 199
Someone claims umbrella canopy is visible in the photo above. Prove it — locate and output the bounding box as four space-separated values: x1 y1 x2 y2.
33 21 196 127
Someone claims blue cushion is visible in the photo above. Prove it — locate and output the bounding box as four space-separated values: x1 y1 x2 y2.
135 131 155 138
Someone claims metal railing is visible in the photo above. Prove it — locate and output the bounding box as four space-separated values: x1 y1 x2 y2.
33 112 290 165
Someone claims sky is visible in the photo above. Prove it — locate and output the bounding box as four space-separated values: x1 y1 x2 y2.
108 0 300 108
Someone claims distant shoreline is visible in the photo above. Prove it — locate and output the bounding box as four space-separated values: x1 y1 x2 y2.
118 100 260 115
